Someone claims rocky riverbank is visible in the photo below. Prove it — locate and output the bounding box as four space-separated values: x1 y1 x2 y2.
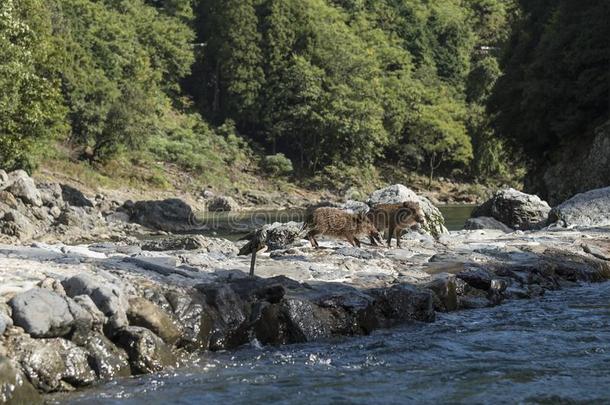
0 173 609 403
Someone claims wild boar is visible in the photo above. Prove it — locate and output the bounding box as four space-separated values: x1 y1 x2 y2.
302 207 381 248
367 201 426 247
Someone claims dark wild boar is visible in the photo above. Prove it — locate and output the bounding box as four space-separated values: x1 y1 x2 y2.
367 201 426 247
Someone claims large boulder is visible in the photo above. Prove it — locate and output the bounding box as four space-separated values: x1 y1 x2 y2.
207 195 240 212
9 288 78 338
471 188 550 230
37 182 64 207
5 171 42 207
464 216 513 233
126 198 197 232
367 184 448 238
61 274 129 334
548 187 610 228
0 356 43 404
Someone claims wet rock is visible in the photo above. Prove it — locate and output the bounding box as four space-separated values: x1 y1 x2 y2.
456 267 493 291
281 298 333 342
200 285 247 327
81 333 131 380
6 171 42 207
114 326 178 374
165 291 211 350
0 356 42 404
60 184 93 207
371 284 435 323
7 334 96 392
62 274 129 335
1 210 35 240
207 195 239 212
548 186 610 228
252 303 289 345
127 297 181 345
425 275 459 312
367 184 448 238
472 188 550 230
140 235 206 251
464 216 513 233
9 288 75 338
127 198 196 232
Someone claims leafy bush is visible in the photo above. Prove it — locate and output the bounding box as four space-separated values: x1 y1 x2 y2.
262 153 293 177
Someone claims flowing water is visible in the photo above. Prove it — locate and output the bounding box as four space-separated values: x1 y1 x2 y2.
57 282 610 404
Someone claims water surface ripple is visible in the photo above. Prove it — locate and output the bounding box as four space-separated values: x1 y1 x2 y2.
58 282 610 404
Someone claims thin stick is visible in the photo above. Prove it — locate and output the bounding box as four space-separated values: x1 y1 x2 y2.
249 250 257 277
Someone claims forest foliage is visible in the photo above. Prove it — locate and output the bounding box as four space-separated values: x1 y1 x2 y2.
1 0 565 190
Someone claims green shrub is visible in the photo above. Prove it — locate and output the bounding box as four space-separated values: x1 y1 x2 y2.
262 153 293 177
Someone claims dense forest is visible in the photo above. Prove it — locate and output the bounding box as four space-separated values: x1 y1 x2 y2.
0 0 608 198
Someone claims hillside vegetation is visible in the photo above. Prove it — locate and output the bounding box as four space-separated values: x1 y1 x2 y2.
2 0 607 199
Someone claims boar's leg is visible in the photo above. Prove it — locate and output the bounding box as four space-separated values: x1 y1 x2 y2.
307 230 320 248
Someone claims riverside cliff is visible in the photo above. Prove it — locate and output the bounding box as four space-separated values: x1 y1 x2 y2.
0 173 609 403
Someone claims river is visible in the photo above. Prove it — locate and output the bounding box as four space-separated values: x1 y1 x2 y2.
55 281 610 404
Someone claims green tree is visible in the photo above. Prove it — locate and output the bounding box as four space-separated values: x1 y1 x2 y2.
194 0 264 125
0 0 65 171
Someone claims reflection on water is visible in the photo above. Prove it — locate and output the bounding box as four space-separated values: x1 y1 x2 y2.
196 205 475 240
56 282 610 404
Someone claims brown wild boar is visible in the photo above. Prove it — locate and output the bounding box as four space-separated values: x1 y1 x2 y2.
302 207 381 248
367 201 426 247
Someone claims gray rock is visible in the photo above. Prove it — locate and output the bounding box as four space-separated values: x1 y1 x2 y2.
73 295 106 331
114 326 178 374
367 184 448 238
7 334 96 392
0 356 43 404
263 221 302 250
464 216 513 233
0 170 8 185
140 235 207 251
37 182 64 207
37 277 66 296
548 187 610 228
6 170 42 207
61 274 129 334
127 198 197 232
372 284 435 323
9 288 75 338
0 191 18 209
281 298 333 342
207 195 240 212
1 210 35 240
425 275 459 312
60 184 93 207
472 188 550 230
341 200 369 214
127 297 181 345
0 303 12 336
